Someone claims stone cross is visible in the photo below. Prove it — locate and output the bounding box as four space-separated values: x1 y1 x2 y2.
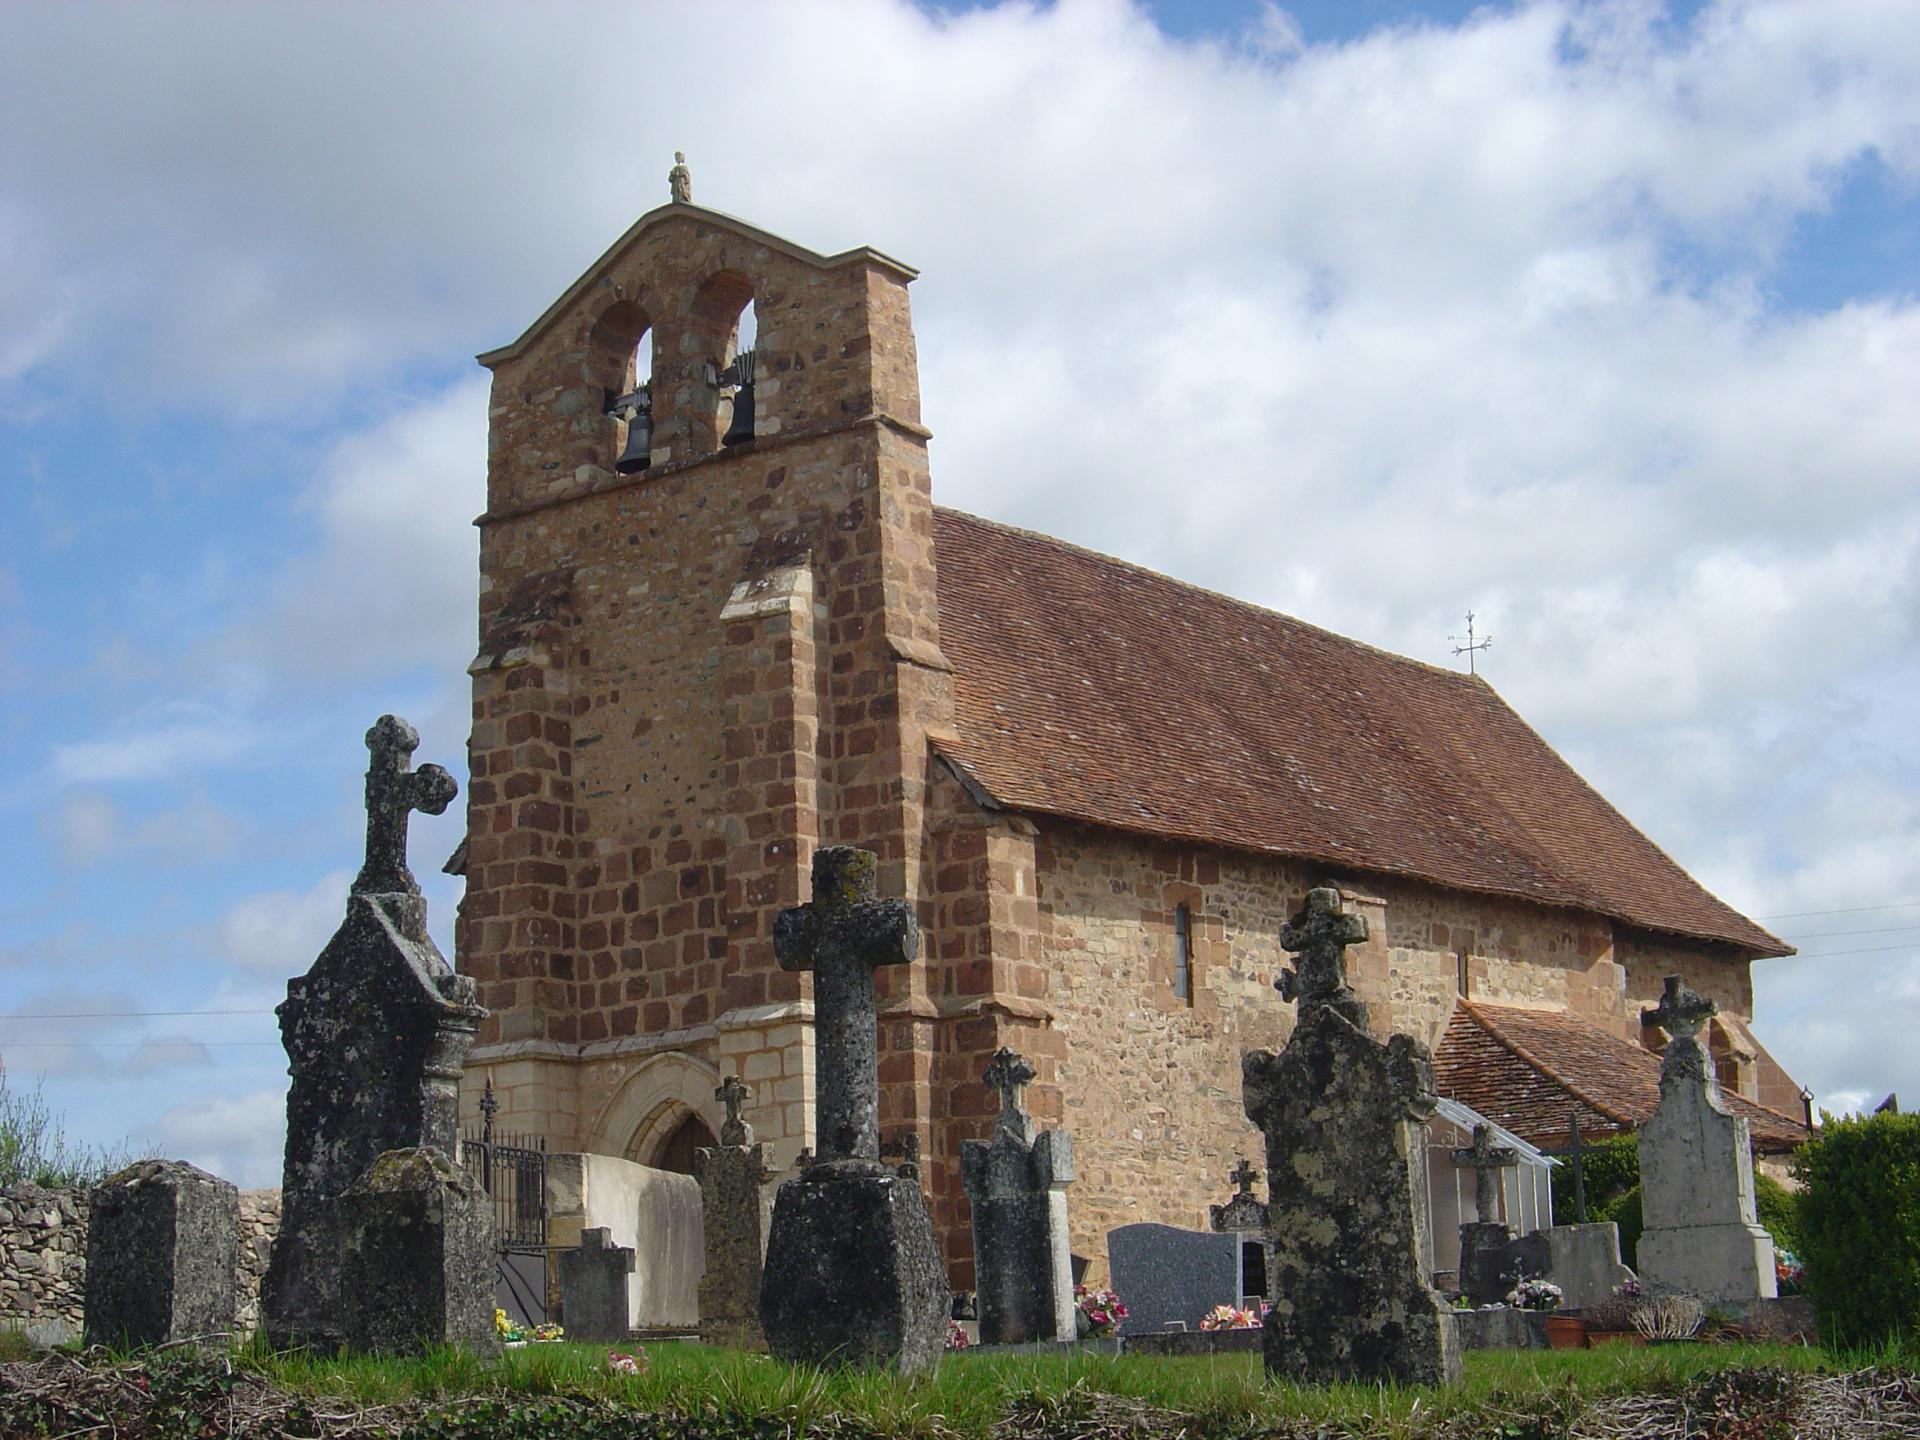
1277 886 1368 1011
352 715 458 897
716 1074 752 1146
1565 1110 1588 1223
1229 1156 1260 1198
668 150 692 204
984 1046 1037 1140
1643 974 1716 1041
1450 1123 1518 1226
773 847 918 1163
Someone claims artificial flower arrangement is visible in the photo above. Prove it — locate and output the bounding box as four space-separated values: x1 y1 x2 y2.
1505 1277 1563 1312
1199 1303 1262 1330
607 1348 650 1374
494 1308 565 1345
944 1319 972 1350
1775 1249 1804 1296
1074 1284 1130 1337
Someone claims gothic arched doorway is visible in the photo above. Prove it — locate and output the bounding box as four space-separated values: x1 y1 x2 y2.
651 1111 717 1176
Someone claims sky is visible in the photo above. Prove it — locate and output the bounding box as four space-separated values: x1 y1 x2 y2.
0 0 1915 1188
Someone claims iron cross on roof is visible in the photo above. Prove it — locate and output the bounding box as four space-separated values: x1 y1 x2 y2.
1450 1122 1518 1224
352 714 458 897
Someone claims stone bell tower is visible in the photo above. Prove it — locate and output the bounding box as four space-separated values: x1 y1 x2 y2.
456 162 954 1177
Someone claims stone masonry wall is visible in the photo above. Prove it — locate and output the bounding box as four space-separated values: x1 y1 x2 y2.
0 1185 280 1340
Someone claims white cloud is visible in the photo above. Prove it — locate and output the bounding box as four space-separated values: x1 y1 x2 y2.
152 1086 286 1189
40 788 243 867
218 871 351 978
48 700 264 786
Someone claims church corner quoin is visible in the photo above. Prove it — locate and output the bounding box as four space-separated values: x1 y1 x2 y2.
449 183 1806 1292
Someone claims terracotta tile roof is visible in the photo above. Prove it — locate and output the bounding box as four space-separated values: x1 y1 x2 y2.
930 507 1788 956
1433 1000 1807 1153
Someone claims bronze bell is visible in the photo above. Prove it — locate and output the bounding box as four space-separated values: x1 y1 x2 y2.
721 352 756 447
607 385 652 474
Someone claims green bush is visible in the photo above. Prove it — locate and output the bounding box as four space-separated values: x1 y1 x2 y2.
1601 1185 1644 1267
1794 1110 1920 1346
0 1061 143 1190
1754 1172 1802 1256
1553 1132 1641 1225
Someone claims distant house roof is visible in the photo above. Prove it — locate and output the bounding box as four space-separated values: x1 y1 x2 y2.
1432 999 1808 1153
930 507 1789 957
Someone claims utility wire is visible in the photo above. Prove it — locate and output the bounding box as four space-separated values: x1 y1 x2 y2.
1769 942 1918 959
1776 924 1920 940
1759 901 1920 921
0 1041 280 1049
0 1009 273 1021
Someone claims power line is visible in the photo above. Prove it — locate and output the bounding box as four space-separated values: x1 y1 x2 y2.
0 1009 273 1021
1760 901 1920 921
1773 942 1919 960
1777 924 1920 941
0 1041 280 1050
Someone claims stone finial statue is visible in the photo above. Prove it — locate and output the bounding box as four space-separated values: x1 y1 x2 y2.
669 150 693 204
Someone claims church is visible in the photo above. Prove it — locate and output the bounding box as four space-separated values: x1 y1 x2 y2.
452 175 1807 1288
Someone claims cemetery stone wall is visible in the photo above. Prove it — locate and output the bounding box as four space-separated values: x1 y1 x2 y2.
0 1184 280 1340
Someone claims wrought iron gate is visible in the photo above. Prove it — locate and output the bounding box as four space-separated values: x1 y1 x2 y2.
463 1077 549 1325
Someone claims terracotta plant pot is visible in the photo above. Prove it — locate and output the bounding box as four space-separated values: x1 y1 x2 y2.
1544 1314 1588 1350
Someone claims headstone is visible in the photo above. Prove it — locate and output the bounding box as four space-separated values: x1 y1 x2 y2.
1635 975 1776 1303
261 715 486 1351
1106 1223 1242 1335
694 1074 777 1348
1509 1223 1635 1311
84 1160 239 1348
1208 1156 1272 1306
557 1227 636 1343
758 847 948 1372
1451 1123 1520 1306
1243 887 1460 1385
337 1148 497 1355
960 1047 1076 1344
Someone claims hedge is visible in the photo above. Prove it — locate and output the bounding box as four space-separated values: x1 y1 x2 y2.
1794 1110 1920 1346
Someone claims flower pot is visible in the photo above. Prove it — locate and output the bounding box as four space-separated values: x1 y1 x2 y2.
1544 1315 1588 1350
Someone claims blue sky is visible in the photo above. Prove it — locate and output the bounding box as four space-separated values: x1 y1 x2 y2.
2 0 1916 1185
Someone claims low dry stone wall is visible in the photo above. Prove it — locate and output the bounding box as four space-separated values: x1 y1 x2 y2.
0 1183 281 1342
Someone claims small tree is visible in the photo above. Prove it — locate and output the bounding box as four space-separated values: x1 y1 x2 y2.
1794 1110 1920 1347
0 1062 140 1189
1552 1132 1639 1225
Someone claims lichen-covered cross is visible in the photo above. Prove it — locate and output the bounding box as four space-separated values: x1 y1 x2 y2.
1642 974 1716 1040
352 715 458 897
983 1047 1036 1137
1450 1122 1518 1224
772 846 918 1163
716 1074 752 1146
1276 886 1368 1010
1228 1156 1260 1198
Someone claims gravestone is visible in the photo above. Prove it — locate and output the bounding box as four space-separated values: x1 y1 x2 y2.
84 1159 239 1348
261 715 486 1351
1243 887 1460 1385
960 1047 1076 1344
1106 1224 1242 1335
694 1074 777 1348
1451 1124 1520 1306
337 1147 497 1355
1635 976 1776 1303
557 1227 636 1343
758 847 948 1372
1209 1156 1271 1306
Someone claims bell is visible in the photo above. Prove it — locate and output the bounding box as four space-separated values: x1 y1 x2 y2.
721 352 756 447
607 384 652 475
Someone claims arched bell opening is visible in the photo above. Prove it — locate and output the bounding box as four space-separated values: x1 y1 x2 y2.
690 269 758 454
589 299 654 475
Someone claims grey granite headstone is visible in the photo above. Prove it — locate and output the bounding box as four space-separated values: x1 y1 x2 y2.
960 1047 1076 1344
1451 1124 1520 1306
261 716 485 1351
338 1147 497 1355
84 1159 239 1348
758 847 948 1372
1635 976 1776 1303
1243 887 1460 1385
1106 1223 1241 1335
557 1226 635 1343
694 1075 776 1349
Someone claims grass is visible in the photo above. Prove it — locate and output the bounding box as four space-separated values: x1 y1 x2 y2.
238 1337 1837 1437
